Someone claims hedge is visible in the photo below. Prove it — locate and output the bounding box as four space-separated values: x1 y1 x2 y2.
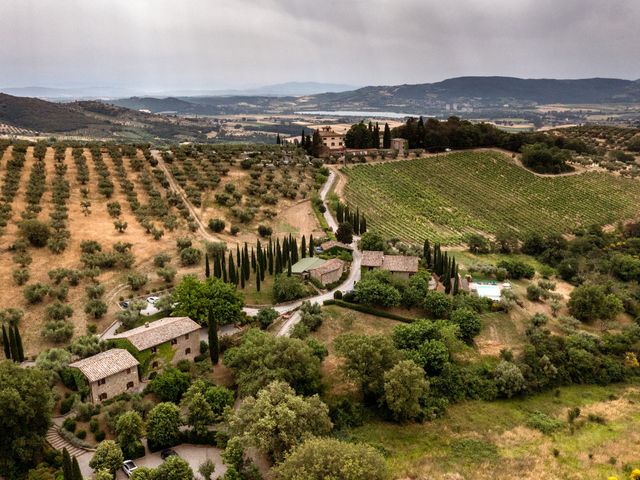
322 299 415 323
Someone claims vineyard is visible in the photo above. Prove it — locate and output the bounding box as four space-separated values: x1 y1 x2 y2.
342 151 640 244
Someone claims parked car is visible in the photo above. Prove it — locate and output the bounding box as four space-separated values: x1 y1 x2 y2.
120 301 129 309
161 448 179 460
122 460 138 477
147 296 159 304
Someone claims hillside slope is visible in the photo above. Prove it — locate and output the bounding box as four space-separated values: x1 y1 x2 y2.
0 93 97 132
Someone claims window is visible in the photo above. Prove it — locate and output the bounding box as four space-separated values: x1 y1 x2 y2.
126 368 131 374
185 333 190 340
99 393 107 401
185 348 191 355
171 339 177 346
151 346 157 353
126 381 134 389
97 378 106 386
152 361 159 369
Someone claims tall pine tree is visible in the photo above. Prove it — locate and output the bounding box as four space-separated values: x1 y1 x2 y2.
383 123 391 149
205 253 210 278
301 235 307 259
309 234 314 257
72 456 83 480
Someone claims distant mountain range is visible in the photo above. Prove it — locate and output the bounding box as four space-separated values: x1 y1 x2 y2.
0 82 357 100
106 77 640 116
2 77 640 136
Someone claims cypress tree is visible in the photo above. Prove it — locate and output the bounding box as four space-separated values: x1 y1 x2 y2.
443 262 452 294
309 234 314 257
360 215 367 234
62 448 72 480
205 253 210 278
8 325 18 363
214 254 221 278
301 235 307 259
276 133 281 145
14 325 24 363
355 207 360 235
2 324 10 360
291 238 299 264
221 254 227 283
453 266 460 295
287 258 292 277
423 239 431 267
244 244 250 279
268 241 274 275
72 456 83 480
240 257 246 288
228 252 236 285
383 123 391 149
208 309 219 365
256 263 261 292
236 245 241 268
337 203 343 223
251 248 257 273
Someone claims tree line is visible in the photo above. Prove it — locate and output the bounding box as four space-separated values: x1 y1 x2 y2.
344 121 392 149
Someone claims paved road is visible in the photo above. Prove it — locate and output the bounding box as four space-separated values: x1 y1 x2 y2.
100 166 361 341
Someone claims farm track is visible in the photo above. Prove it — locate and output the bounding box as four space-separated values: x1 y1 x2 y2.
153 150 223 244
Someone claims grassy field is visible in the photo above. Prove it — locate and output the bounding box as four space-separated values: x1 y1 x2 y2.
348 382 640 480
342 151 640 244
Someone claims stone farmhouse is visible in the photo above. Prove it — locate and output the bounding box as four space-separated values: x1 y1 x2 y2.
69 349 140 403
319 126 345 150
362 250 420 279
115 316 201 378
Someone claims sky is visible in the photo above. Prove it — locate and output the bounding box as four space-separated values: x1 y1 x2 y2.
1 0 639 93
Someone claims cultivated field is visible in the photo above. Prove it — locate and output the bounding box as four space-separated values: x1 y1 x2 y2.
342 151 640 244
0 142 322 355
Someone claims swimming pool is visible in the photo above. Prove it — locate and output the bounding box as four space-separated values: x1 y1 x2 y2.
473 283 502 301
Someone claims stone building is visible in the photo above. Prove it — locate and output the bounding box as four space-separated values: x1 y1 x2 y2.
318 126 344 150
361 250 419 279
309 258 346 286
116 316 201 378
69 349 140 403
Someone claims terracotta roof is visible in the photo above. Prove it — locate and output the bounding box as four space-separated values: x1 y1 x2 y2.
310 258 345 275
69 349 139 383
320 240 353 251
318 130 343 138
116 317 201 351
361 250 384 267
291 257 326 274
382 255 420 273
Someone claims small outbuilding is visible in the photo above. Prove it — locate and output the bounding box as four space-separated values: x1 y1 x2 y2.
309 258 346 286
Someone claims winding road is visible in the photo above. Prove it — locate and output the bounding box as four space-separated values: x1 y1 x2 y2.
101 168 361 341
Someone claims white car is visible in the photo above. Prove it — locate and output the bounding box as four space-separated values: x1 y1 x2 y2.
122 460 138 477
147 296 159 304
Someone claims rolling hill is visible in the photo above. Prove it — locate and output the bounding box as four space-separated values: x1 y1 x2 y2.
0 93 98 132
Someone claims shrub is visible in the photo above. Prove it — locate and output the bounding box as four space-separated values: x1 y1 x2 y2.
127 273 148 291
230 225 240 236
42 320 74 343
19 219 50 247
333 290 343 300
257 225 273 237
89 418 100 433
95 430 106 442
527 411 564 434
257 308 279 330
497 259 535 279
273 275 306 303
12 268 29 285
180 247 202 266
154 252 171 267
176 237 193 250
24 283 49 304
208 218 226 233
62 417 77 433
76 429 87 440
526 284 544 302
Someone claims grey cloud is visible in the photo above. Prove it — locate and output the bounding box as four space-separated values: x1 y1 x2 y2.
0 0 638 92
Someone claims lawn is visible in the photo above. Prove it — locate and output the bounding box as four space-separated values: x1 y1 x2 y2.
347 382 640 480
342 151 640 244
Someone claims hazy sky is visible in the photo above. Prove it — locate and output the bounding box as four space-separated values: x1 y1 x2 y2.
1 0 639 92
